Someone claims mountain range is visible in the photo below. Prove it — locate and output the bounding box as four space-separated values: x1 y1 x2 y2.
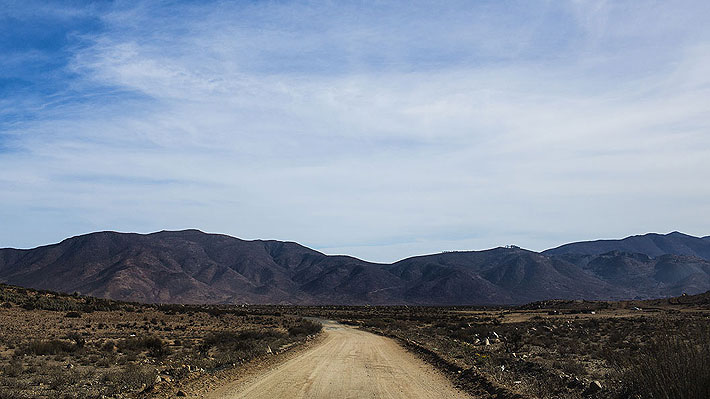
1 230 709 305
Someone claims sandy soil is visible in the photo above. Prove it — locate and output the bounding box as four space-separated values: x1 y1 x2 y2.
209 320 470 399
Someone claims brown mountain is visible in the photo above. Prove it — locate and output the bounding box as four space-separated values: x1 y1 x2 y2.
385 248 626 304
1 230 709 305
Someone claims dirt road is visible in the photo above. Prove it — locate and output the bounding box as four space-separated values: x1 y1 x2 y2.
212 320 470 399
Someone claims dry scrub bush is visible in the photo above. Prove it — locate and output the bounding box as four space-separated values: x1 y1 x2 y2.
101 365 157 394
1 358 23 377
117 335 171 358
287 319 322 336
198 329 289 368
617 327 710 399
21 339 78 356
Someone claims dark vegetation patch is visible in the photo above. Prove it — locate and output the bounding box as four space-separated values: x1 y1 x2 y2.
286 318 323 336
21 339 79 356
614 325 710 399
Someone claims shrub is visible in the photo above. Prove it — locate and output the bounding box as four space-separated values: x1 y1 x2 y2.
287 319 322 336
2 358 23 377
202 329 286 349
64 311 82 318
118 335 171 358
102 340 116 353
120 366 157 390
198 328 289 369
66 332 85 348
617 327 710 399
102 365 157 393
0 389 23 399
22 339 77 355
48 367 81 390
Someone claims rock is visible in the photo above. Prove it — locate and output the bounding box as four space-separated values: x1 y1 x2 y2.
484 338 490 346
567 377 584 389
584 380 603 395
266 345 273 354
66 363 74 369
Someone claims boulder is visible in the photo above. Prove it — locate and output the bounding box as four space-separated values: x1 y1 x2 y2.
584 380 602 395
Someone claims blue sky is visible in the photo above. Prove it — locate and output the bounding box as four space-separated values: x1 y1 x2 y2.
1 0 710 262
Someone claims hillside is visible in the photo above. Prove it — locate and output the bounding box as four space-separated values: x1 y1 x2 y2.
1 230 710 305
544 231 710 260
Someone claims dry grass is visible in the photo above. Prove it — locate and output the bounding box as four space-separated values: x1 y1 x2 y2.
297 304 710 399
0 284 321 399
3 283 707 399
615 325 710 399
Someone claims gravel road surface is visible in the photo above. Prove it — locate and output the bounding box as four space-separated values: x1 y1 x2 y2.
213 320 470 399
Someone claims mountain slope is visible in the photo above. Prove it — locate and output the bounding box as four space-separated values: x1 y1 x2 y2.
1 230 710 305
0 230 407 304
544 232 710 260
386 248 627 304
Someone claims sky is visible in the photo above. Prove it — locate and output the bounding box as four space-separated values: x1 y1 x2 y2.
1 0 709 262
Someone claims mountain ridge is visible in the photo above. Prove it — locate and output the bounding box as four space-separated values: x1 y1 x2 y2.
1 230 709 305
543 231 710 260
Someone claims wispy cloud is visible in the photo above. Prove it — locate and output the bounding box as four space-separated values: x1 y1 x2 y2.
1 0 709 261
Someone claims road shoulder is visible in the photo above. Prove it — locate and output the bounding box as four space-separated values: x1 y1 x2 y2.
148 333 326 399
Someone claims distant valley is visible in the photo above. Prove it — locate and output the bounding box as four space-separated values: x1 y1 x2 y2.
1 230 709 305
